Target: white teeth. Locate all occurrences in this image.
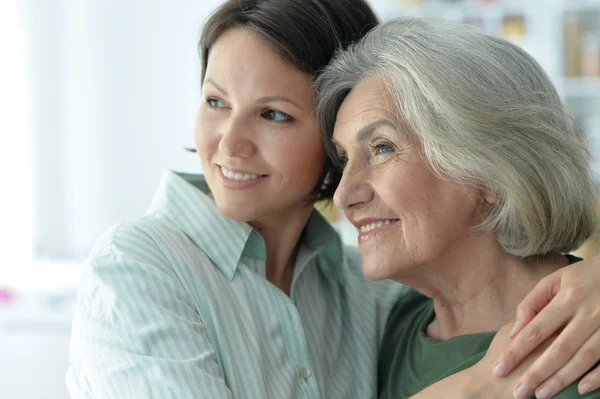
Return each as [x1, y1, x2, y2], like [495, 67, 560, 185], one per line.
[359, 220, 395, 233]
[221, 166, 261, 181]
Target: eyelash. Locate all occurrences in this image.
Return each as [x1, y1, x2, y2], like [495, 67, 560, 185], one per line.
[335, 141, 395, 171]
[206, 97, 227, 108]
[261, 109, 295, 123]
[206, 97, 295, 123]
[336, 154, 348, 171]
[369, 142, 395, 157]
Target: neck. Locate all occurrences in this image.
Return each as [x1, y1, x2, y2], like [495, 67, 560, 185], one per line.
[397, 236, 569, 340]
[250, 203, 314, 296]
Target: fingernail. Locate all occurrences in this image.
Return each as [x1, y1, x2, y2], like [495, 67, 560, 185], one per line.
[536, 385, 553, 399]
[514, 383, 530, 399]
[493, 361, 505, 377]
[580, 382, 592, 394]
[510, 321, 522, 337]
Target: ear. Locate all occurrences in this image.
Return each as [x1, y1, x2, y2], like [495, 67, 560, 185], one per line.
[483, 189, 500, 205]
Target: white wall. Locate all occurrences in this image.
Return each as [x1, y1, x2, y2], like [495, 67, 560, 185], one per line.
[20, 0, 588, 262]
[25, 0, 221, 260]
[0, 0, 33, 270]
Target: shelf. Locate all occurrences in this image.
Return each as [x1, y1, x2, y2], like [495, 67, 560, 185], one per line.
[379, 0, 523, 19]
[561, 0, 600, 13]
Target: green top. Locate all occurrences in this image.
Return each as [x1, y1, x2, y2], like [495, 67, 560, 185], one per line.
[378, 256, 599, 399]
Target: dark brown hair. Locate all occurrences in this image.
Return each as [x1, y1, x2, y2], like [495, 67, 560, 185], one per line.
[198, 0, 379, 200]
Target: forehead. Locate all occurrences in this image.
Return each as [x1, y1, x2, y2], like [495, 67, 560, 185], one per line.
[205, 27, 315, 103]
[333, 77, 397, 141]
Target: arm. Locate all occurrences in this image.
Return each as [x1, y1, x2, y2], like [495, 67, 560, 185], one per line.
[67, 255, 233, 398]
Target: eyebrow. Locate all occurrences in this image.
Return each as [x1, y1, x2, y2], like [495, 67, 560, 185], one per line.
[204, 78, 228, 96]
[204, 78, 302, 110]
[332, 119, 396, 148]
[356, 119, 396, 141]
[257, 96, 302, 110]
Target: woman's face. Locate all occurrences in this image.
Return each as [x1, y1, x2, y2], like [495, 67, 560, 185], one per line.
[332, 77, 489, 281]
[195, 28, 325, 225]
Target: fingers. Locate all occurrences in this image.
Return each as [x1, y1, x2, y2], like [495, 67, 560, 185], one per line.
[493, 302, 570, 378]
[511, 273, 562, 339]
[529, 328, 600, 399]
[579, 364, 600, 395]
[512, 313, 598, 398]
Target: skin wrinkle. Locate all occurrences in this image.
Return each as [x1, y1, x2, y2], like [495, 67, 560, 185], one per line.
[333, 77, 570, 340]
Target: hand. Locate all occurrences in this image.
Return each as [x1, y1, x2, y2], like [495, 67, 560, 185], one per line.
[414, 322, 551, 399]
[474, 321, 555, 398]
[492, 258, 600, 398]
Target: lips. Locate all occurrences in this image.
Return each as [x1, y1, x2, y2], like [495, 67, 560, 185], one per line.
[352, 217, 400, 232]
[359, 219, 397, 233]
[216, 165, 267, 190]
[220, 166, 263, 181]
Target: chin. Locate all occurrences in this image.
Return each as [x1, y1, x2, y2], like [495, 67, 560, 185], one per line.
[359, 249, 402, 281]
[361, 260, 391, 281]
[214, 199, 261, 223]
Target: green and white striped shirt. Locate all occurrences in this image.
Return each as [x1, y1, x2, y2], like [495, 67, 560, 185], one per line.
[67, 170, 406, 398]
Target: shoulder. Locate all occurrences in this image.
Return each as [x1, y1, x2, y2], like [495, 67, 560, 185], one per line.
[77, 215, 206, 316]
[89, 213, 183, 267]
[86, 210, 217, 285]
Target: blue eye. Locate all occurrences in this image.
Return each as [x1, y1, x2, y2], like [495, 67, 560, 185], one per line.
[206, 98, 227, 108]
[374, 143, 393, 156]
[261, 109, 295, 122]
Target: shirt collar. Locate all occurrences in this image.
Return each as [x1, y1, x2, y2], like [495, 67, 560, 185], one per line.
[148, 170, 345, 283]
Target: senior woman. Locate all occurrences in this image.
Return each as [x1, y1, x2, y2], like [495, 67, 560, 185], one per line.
[68, 0, 600, 396]
[318, 18, 600, 399]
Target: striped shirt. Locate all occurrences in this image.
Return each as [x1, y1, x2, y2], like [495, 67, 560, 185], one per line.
[66, 170, 407, 399]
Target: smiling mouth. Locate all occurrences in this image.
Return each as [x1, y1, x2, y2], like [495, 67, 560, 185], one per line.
[220, 166, 266, 181]
[359, 219, 399, 233]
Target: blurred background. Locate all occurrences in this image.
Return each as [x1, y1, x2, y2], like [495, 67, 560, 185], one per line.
[1, 0, 599, 397]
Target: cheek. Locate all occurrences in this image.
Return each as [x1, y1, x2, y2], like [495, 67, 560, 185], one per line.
[194, 110, 219, 159]
[266, 131, 325, 179]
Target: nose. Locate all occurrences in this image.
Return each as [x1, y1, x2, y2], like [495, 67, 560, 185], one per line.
[333, 161, 373, 211]
[218, 116, 256, 158]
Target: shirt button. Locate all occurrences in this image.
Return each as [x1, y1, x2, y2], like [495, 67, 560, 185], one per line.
[299, 367, 311, 379]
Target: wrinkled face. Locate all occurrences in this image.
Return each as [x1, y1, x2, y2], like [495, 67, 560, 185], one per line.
[332, 77, 489, 281]
[195, 28, 325, 226]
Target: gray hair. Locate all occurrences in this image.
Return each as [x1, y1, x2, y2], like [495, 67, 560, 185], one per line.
[316, 17, 597, 257]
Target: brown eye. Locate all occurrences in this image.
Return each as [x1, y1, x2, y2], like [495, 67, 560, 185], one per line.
[261, 109, 295, 122]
